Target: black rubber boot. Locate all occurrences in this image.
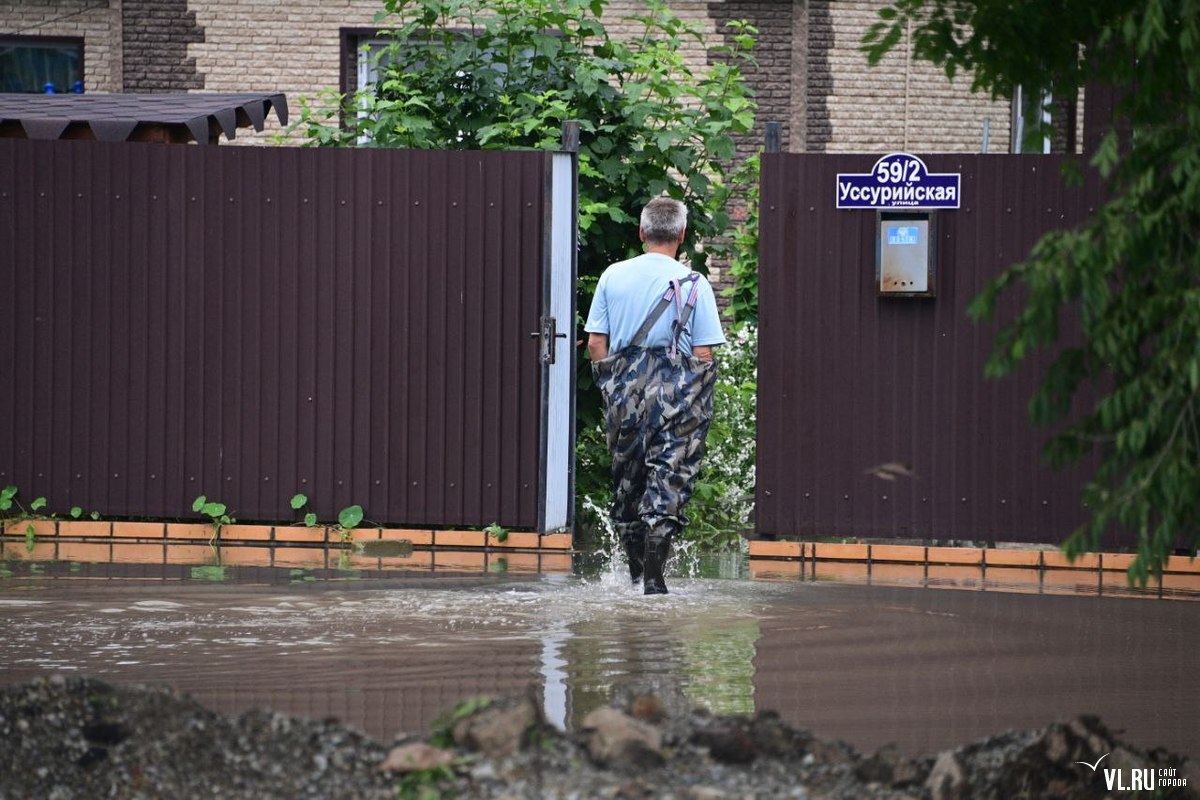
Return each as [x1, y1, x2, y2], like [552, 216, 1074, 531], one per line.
[624, 540, 645, 585]
[619, 525, 646, 586]
[642, 524, 677, 595]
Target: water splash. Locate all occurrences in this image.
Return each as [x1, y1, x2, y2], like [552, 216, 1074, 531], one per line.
[582, 493, 749, 587]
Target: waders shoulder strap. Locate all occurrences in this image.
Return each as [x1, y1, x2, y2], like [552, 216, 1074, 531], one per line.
[628, 272, 702, 350]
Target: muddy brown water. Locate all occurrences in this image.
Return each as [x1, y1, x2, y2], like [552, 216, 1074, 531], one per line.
[1, 564, 1196, 761]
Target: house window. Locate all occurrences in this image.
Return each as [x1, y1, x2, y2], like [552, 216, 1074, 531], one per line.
[0, 35, 84, 93]
[1011, 85, 1051, 154]
[337, 27, 557, 144]
[339, 31, 396, 142]
[340, 29, 396, 97]
[355, 38, 395, 91]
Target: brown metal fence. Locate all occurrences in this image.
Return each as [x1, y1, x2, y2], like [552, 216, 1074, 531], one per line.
[756, 153, 1120, 545]
[0, 140, 553, 529]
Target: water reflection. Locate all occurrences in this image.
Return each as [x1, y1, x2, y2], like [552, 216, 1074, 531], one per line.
[0, 559, 782, 742]
[2, 555, 1197, 762]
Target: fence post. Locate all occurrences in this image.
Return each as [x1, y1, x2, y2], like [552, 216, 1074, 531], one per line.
[764, 121, 781, 154]
[560, 120, 580, 153]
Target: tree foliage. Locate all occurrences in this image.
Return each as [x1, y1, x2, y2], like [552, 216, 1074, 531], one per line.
[291, 0, 756, 291]
[721, 154, 760, 326]
[865, 0, 1200, 582]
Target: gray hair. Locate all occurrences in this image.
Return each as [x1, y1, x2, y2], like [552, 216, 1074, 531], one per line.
[640, 197, 688, 244]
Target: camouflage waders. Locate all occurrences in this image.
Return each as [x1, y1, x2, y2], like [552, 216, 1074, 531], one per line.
[592, 274, 717, 594]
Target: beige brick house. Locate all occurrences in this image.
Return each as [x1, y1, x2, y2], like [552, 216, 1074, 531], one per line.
[1, 0, 1079, 155]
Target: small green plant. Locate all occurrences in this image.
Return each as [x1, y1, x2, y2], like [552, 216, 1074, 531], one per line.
[289, 493, 319, 527]
[289, 568, 316, 583]
[396, 765, 457, 800]
[292, 494, 367, 543]
[335, 504, 364, 544]
[1, 486, 50, 553]
[0, 485, 17, 515]
[0, 485, 47, 518]
[190, 565, 227, 582]
[430, 696, 494, 748]
[335, 549, 363, 573]
[68, 507, 102, 521]
[192, 495, 235, 546]
[483, 521, 509, 543]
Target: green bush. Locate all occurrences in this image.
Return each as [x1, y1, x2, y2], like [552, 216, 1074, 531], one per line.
[720, 154, 760, 326]
[289, 0, 756, 291]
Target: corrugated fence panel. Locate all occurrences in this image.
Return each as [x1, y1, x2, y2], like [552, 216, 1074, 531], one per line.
[758, 153, 1116, 546]
[0, 140, 544, 528]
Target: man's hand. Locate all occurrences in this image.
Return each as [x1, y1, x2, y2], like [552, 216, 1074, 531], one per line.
[693, 345, 714, 362]
[588, 333, 609, 362]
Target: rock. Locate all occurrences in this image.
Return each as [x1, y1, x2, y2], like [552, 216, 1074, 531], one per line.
[685, 787, 729, 799]
[926, 751, 967, 800]
[1182, 759, 1200, 793]
[1041, 724, 1071, 763]
[805, 737, 858, 768]
[581, 707, 664, 770]
[749, 710, 813, 760]
[891, 756, 927, 788]
[1067, 715, 1113, 760]
[3, 678, 1196, 800]
[379, 742, 455, 774]
[629, 694, 667, 724]
[855, 747, 892, 784]
[452, 695, 541, 759]
[692, 720, 756, 765]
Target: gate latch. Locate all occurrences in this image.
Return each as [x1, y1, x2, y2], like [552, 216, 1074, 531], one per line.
[530, 316, 567, 364]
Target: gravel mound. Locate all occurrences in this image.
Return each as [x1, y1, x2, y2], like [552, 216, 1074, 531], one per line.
[1, 676, 1195, 800]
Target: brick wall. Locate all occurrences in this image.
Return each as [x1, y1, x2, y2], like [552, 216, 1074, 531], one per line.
[185, 0, 385, 144]
[0, 0, 1081, 155]
[807, 0, 1011, 154]
[184, 0, 719, 145]
[122, 0, 203, 91]
[0, 0, 123, 92]
[709, 0, 794, 157]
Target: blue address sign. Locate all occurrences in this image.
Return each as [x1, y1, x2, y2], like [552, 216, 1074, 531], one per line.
[836, 153, 961, 210]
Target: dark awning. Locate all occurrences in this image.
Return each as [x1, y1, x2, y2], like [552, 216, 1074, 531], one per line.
[0, 93, 289, 144]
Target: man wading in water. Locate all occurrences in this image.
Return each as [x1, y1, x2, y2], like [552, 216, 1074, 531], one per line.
[585, 197, 726, 594]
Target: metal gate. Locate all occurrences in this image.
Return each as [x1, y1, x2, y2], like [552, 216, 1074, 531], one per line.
[0, 140, 575, 533]
[756, 153, 1118, 546]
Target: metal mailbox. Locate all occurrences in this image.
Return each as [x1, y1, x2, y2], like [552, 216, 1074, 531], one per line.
[876, 210, 937, 297]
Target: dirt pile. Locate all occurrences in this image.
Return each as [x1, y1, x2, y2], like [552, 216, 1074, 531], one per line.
[1, 676, 1195, 800]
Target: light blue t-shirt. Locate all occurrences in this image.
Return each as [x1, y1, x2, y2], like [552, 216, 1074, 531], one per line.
[584, 252, 726, 356]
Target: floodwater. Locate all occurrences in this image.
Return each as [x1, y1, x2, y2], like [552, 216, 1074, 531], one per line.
[1, 557, 1197, 761]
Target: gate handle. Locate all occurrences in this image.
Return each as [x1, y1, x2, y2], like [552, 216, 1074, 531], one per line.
[531, 317, 567, 364]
